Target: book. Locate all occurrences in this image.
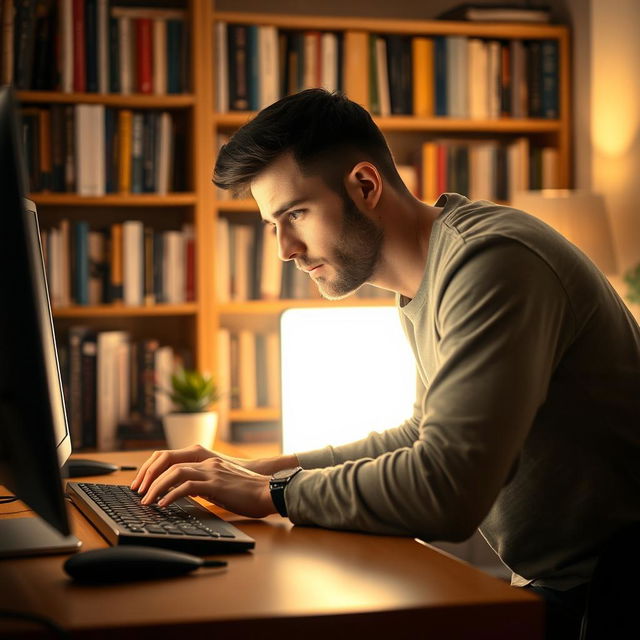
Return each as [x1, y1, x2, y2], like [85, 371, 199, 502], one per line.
[343, 30, 369, 108]
[153, 17, 167, 95]
[258, 25, 279, 108]
[14, 0, 36, 89]
[386, 35, 412, 115]
[468, 38, 488, 119]
[1, 0, 15, 85]
[73, 221, 90, 305]
[85, 0, 99, 92]
[117, 109, 133, 193]
[123, 220, 144, 306]
[238, 330, 257, 410]
[412, 37, 434, 117]
[68, 326, 94, 448]
[446, 36, 468, 118]
[136, 17, 153, 94]
[163, 230, 185, 304]
[215, 216, 230, 302]
[109, 222, 123, 303]
[321, 31, 339, 92]
[438, 4, 551, 23]
[97, 0, 109, 94]
[75, 104, 105, 196]
[374, 36, 391, 117]
[434, 37, 447, 116]
[540, 39, 559, 118]
[72, 0, 85, 92]
[216, 328, 232, 441]
[227, 23, 249, 110]
[97, 330, 129, 450]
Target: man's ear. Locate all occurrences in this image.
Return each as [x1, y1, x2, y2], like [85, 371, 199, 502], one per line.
[344, 162, 382, 210]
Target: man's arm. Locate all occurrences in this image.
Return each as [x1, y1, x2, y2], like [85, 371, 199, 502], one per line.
[285, 242, 574, 540]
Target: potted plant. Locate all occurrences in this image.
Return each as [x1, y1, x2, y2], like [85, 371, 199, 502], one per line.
[624, 262, 640, 322]
[161, 369, 220, 450]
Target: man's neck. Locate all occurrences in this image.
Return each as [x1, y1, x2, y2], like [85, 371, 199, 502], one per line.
[369, 193, 442, 299]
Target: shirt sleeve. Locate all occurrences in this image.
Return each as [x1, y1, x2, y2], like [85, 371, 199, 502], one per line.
[295, 373, 425, 469]
[285, 241, 575, 540]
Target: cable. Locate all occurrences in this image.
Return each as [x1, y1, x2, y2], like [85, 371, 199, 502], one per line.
[0, 610, 70, 639]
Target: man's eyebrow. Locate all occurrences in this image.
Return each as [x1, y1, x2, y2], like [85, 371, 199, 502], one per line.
[264, 198, 308, 223]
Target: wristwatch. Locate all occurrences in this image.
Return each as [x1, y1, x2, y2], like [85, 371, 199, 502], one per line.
[269, 466, 303, 517]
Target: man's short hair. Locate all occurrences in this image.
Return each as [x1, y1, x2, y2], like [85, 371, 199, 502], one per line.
[213, 88, 407, 198]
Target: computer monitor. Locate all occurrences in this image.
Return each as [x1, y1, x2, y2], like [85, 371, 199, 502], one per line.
[0, 86, 80, 556]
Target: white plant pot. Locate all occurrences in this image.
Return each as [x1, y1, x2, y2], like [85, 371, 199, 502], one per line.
[163, 411, 218, 450]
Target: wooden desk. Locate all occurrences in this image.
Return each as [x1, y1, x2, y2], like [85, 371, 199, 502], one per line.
[0, 449, 543, 639]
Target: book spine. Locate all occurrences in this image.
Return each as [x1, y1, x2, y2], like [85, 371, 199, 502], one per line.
[166, 18, 183, 94]
[227, 24, 249, 110]
[72, 0, 86, 92]
[246, 24, 259, 110]
[540, 39, 559, 118]
[14, 0, 36, 89]
[80, 333, 97, 448]
[153, 17, 167, 95]
[97, 0, 109, 93]
[136, 17, 153, 93]
[74, 220, 90, 305]
[343, 30, 369, 109]
[434, 36, 447, 116]
[85, 0, 98, 92]
[110, 222, 123, 302]
[117, 108, 132, 193]
[108, 15, 120, 92]
[123, 219, 144, 306]
[1, 0, 15, 85]
[412, 36, 434, 117]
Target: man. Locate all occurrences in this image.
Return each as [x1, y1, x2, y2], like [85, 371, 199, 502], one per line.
[132, 89, 640, 638]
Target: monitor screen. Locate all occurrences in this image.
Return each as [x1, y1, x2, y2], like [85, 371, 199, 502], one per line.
[0, 86, 76, 554]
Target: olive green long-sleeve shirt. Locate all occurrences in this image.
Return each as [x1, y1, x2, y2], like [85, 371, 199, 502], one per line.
[285, 193, 640, 590]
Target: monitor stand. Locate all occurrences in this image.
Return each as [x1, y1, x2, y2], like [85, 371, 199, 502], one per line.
[0, 518, 81, 558]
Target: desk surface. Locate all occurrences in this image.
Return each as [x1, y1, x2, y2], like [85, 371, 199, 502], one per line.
[0, 449, 543, 639]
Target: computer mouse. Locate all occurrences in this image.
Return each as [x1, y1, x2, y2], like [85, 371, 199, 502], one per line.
[63, 546, 227, 583]
[64, 458, 119, 477]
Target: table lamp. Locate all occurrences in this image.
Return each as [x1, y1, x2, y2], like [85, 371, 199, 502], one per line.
[510, 190, 618, 275]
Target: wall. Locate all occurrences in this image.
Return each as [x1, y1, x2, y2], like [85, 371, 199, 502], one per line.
[590, 0, 640, 289]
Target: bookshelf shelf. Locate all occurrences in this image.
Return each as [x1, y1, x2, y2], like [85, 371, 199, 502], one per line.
[219, 298, 396, 316]
[17, 91, 195, 108]
[230, 408, 281, 422]
[29, 193, 198, 207]
[215, 113, 563, 134]
[52, 303, 198, 319]
[213, 11, 568, 40]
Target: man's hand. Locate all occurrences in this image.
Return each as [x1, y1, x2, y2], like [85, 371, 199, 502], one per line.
[131, 445, 300, 494]
[130, 444, 300, 518]
[137, 456, 275, 518]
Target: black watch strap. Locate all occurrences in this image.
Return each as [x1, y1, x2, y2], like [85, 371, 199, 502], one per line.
[269, 467, 302, 517]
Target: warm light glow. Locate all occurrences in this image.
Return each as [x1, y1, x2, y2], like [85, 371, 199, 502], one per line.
[280, 307, 416, 454]
[591, 0, 640, 157]
[511, 190, 618, 275]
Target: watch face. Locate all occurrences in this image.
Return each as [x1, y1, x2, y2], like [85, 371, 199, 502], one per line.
[272, 467, 299, 481]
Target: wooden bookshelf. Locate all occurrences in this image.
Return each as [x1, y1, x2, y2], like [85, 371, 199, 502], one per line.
[5, 2, 572, 445]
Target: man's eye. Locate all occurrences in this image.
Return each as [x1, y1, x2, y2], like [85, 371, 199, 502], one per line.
[288, 210, 303, 222]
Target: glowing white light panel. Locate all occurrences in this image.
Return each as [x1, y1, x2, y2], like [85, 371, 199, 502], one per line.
[280, 306, 416, 454]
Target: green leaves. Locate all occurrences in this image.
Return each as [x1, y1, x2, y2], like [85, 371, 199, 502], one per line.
[168, 369, 220, 413]
[624, 263, 640, 304]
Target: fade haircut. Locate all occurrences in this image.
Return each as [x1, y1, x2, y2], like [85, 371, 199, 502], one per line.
[213, 88, 408, 198]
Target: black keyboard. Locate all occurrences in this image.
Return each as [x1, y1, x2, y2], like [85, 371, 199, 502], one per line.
[66, 482, 255, 554]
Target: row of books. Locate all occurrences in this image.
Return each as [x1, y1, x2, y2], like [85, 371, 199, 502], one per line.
[58, 327, 192, 451]
[216, 21, 559, 119]
[406, 137, 559, 204]
[215, 217, 393, 303]
[216, 329, 280, 440]
[21, 105, 185, 195]
[41, 220, 195, 308]
[2, 1, 189, 94]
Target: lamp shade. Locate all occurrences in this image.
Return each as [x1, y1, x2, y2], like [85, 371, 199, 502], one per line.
[511, 190, 618, 275]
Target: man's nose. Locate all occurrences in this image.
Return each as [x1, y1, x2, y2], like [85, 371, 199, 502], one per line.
[277, 227, 305, 262]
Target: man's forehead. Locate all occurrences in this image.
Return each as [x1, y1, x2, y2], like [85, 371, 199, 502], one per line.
[251, 154, 324, 219]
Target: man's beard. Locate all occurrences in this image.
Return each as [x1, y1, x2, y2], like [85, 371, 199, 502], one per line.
[314, 194, 384, 300]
